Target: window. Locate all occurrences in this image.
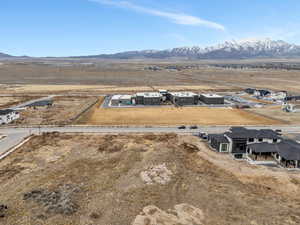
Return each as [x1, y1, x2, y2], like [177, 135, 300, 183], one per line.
[273, 139, 277, 143]
[258, 138, 263, 142]
[220, 144, 228, 152]
[248, 138, 254, 143]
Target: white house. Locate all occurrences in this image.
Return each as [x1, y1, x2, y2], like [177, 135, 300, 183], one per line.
[0, 109, 20, 124]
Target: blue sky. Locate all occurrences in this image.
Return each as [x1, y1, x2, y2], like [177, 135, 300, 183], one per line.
[1, 0, 300, 56]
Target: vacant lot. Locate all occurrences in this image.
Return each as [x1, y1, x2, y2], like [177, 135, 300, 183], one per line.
[14, 96, 98, 125]
[0, 96, 37, 109]
[247, 105, 300, 124]
[0, 133, 300, 225]
[78, 103, 281, 126]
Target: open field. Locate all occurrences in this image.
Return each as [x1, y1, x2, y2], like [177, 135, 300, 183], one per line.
[0, 96, 37, 109]
[77, 101, 281, 126]
[13, 96, 98, 125]
[247, 105, 300, 125]
[1, 133, 300, 225]
[1, 59, 300, 94]
[1, 84, 231, 94]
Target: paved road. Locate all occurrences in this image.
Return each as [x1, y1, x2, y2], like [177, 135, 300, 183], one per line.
[0, 125, 299, 159]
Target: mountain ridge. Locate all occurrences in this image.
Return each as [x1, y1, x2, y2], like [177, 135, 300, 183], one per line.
[78, 39, 300, 59]
[2, 39, 300, 59]
[0, 52, 13, 58]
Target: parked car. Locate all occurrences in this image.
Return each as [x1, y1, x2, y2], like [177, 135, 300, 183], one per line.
[178, 125, 186, 129]
[199, 132, 208, 140]
[190, 125, 198, 129]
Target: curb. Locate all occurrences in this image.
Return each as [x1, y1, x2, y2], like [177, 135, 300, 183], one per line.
[0, 135, 33, 161]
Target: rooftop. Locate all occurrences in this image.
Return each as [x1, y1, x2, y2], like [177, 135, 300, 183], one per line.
[119, 95, 132, 100]
[209, 134, 229, 143]
[136, 92, 162, 98]
[111, 95, 122, 100]
[26, 99, 53, 107]
[225, 127, 279, 139]
[248, 140, 300, 160]
[111, 95, 132, 100]
[201, 93, 223, 98]
[169, 92, 197, 97]
[0, 109, 15, 115]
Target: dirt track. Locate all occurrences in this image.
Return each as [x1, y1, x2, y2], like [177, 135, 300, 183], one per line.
[0, 133, 300, 225]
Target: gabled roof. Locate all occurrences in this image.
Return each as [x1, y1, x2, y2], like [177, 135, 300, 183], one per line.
[248, 142, 280, 153]
[277, 140, 300, 160]
[225, 127, 278, 139]
[209, 134, 229, 143]
[248, 140, 300, 160]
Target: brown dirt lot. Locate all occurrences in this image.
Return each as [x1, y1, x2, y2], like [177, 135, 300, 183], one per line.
[1, 133, 300, 225]
[78, 103, 281, 126]
[13, 96, 98, 125]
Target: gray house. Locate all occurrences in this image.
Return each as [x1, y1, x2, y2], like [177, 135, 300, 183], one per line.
[247, 140, 300, 168]
[207, 134, 230, 152]
[208, 127, 279, 158]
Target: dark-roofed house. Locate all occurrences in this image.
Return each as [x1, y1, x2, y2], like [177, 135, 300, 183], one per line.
[26, 99, 53, 108]
[247, 140, 300, 168]
[208, 134, 230, 152]
[257, 89, 271, 97]
[207, 127, 280, 158]
[247, 142, 279, 161]
[224, 127, 279, 158]
[285, 96, 300, 102]
[0, 109, 20, 124]
[244, 88, 257, 95]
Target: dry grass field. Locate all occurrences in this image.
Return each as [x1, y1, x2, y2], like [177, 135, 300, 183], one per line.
[78, 100, 281, 126]
[0, 96, 37, 109]
[1, 133, 300, 225]
[1, 59, 300, 94]
[247, 105, 300, 124]
[13, 96, 98, 125]
[0, 84, 232, 94]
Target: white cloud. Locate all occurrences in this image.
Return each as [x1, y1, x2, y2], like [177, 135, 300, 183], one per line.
[89, 0, 225, 31]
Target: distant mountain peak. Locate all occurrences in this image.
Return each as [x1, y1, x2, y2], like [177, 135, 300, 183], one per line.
[2, 39, 300, 59]
[0, 52, 13, 58]
[87, 38, 300, 59]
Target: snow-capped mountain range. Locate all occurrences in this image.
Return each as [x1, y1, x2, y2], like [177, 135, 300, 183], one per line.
[1, 38, 300, 59]
[84, 38, 300, 59]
